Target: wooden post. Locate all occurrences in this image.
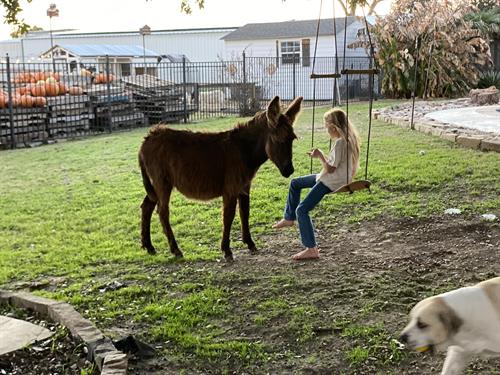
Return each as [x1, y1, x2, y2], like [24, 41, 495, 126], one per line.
[6, 54, 15, 149]
[105, 55, 112, 133]
[182, 56, 188, 124]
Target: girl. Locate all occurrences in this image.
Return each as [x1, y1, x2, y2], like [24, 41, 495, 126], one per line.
[273, 108, 361, 260]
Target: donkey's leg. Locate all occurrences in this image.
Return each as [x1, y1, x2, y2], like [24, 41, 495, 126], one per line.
[222, 194, 238, 261]
[238, 185, 257, 253]
[157, 185, 183, 258]
[141, 195, 157, 255]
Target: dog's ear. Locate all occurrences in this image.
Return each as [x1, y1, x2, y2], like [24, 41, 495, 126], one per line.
[438, 309, 463, 337]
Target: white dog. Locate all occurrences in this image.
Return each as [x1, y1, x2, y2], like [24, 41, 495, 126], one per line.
[400, 277, 500, 375]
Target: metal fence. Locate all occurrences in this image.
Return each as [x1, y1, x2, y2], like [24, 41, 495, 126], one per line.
[0, 54, 380, 149]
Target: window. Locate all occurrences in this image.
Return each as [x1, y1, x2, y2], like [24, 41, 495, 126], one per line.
[281, 41, 300, 64]
[120, 63, 131, 77]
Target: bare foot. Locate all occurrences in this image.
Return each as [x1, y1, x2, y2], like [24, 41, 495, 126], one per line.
[272, 219, 295, 229]
[292, 247, 320, 260]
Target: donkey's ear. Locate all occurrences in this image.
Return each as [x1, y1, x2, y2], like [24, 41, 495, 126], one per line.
[285, 96, 303, 124]
[266, 96, 281, 127]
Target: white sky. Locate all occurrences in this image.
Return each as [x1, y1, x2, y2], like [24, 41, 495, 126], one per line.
[0, 0, 392, 40]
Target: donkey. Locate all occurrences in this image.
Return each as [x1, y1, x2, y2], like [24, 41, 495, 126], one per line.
[138, 96, 303, 261]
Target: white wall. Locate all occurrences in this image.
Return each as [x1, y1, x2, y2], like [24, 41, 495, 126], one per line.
[0, 28, 234, 62]
[223, 20, 373, 100]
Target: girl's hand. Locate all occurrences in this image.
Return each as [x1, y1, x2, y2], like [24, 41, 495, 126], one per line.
[307, 148, 322, 158]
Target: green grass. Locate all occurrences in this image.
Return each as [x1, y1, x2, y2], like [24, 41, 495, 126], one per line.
[1, 100, 499, 373]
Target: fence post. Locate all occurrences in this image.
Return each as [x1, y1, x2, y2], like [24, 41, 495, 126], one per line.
[182, 56, 187, 124]
[410, 37, 420, 130]
[105, 55, 112, 133]
[6, 54, 15, 149]
[292, 56, 296, 99]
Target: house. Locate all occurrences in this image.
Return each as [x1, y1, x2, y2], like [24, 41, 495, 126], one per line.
[0, 26, 236, 63]
[221, 17, 377, 100]
[39, 44, 162, 76]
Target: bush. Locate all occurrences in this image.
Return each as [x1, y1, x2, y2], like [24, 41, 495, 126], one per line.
[477, 70, 500, 89]
[373, 0, 492, 99]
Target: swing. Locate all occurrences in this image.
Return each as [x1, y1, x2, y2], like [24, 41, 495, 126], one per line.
[309, 1, 378, 195]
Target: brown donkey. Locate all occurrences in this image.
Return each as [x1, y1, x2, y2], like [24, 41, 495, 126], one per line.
[138, 96, 303, 261]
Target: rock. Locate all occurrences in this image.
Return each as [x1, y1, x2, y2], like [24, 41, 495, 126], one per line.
[469, 86, 500, 105]
[444, 208, 461, 215]
[481, 214, 497, 222]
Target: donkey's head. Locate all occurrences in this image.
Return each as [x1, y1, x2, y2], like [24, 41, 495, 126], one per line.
[264, 96, 303, 178]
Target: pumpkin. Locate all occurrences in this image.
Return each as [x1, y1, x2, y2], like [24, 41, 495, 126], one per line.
[45, 82, 60, 97]
[19, 95, 34, 108]
[33, 96, 47, 107]
[81, 68, 92, 77]
[58, 82, 68, 95]
[33, 72, 45, 81]
[31, 84, 46, 97]
[68, 86, 83, 95]
[0, 95, 6, 109]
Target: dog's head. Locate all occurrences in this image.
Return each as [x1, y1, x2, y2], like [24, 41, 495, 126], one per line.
[399, 296, 463, 353]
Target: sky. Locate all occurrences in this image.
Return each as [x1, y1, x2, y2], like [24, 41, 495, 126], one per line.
[0, 0, 392, 40]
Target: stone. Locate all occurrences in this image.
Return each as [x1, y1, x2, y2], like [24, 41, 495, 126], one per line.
[440, 132, 458, 143]
[101, 352, 128, 375]
[0, 315, 54, 355]
[48, 303, 104, 344]
[469, 86, 499, 105]
[0, 289, 15, 305]
[88, 337, 119, 370]
[481, 138, 500, 152]
[456, 135, 483, 149]
[9, 292, 63, 315]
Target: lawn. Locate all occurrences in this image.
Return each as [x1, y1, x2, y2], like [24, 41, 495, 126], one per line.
[1, 100, 499, 374]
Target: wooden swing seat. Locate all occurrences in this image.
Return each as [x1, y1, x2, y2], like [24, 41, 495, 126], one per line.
[332, 180, 371, 194]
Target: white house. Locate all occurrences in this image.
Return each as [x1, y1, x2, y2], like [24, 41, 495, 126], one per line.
[0, 26, 236, 63]
[221, 17, 376, 100]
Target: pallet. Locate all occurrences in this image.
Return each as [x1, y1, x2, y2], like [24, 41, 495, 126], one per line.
[48, 119, 91, 133]
[49, 113, 94, 125]
[0, 124, 46, 136]
[0, 130, 48, 145]
[46, 95, 90, 106]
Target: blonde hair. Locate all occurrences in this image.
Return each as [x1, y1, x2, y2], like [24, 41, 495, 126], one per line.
[323, 108, 361, 174]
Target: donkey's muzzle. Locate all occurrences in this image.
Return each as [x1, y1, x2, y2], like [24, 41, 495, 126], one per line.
[281, 164, 294, 178]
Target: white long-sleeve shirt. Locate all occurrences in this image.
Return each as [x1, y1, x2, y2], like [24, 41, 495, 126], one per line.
[315, 138, 357, 191]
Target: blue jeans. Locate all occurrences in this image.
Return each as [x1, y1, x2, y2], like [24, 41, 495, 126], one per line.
[283, 174, 332, 248]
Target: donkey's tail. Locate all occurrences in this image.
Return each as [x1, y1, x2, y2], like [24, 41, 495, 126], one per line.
[139, 155, 158, 202]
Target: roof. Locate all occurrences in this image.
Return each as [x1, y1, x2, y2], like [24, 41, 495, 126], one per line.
[222, 17, 359, 41]
[47, 44, 160, 57]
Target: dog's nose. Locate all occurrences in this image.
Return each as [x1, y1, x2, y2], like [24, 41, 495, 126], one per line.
[399, 333, 408, 344]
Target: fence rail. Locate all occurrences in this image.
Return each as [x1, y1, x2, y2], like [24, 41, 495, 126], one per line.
[0, 54, 380, 149]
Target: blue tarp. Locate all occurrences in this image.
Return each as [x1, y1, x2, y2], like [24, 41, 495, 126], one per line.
[57, 44, 160, 57]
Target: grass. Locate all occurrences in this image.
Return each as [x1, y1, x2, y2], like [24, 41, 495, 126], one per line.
[1, 100, 499, 373]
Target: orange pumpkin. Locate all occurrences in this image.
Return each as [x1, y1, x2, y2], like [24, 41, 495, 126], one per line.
[31, 84, 46, 97]
[45, 82, 60, 97]
[33, 96, 47, 107]
[19, 95, 34, 108]
[58, 82, 68, 95]
[0, 95, 6, 109]
[33, 72, 44, 81]
[68, 86, 83, 95]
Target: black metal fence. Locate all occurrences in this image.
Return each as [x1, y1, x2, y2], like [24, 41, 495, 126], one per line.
[0, 54, 380, 149]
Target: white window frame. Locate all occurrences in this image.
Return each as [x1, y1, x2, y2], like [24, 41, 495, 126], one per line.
[280, 40, 301, 65]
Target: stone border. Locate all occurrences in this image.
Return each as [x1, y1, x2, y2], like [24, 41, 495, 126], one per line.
[0, 290, 127, 374]
[374, 113, 500, 153]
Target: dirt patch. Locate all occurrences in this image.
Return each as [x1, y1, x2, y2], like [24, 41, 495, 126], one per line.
[124, 215, 500, 374]
[0, 306, 93, 375]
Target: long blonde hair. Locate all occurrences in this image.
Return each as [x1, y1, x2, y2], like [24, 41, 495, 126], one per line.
[323, 108, 361, 174]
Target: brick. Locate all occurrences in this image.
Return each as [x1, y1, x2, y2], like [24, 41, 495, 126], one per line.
[456, 135, 483, 149]
[48, 303, 104, 343]
[440, 132, 458, 143]
[481, 138, 500, 152]
[0, 289, 14, 305]
[9, 292, 63, 315]
[101, 352, 128, 375]
[88, 338, 118, 371]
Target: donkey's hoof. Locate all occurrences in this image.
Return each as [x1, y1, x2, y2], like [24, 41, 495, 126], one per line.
[249, 246, 258, 254]
[145, 246, 157, 255]
[224, 254, 234, 262]
[173, 251, 184, 258]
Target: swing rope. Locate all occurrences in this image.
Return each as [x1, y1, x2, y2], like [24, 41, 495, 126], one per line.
[308, 1, 376, 194]
[310, 0, 323, 174]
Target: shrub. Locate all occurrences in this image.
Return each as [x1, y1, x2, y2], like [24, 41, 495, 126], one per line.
[373, 0, 492, 99]
[477, 70, 500, 89]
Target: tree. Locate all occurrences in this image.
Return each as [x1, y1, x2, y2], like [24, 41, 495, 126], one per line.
[10, 25, 43, 38]
[337, 0, 385, 16]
